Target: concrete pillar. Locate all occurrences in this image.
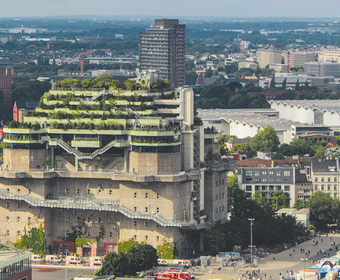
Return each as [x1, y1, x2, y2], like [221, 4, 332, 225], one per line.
[51, 147, 55, 169]
[75, 156, 79, 172]
[124, 148, 128, 172]
[99, 155, 103, 172]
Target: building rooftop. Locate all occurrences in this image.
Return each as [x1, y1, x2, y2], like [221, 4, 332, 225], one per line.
[198, 108, 300, 131]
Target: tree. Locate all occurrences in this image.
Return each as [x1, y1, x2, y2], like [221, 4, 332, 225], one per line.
[250, 125, 280, 153]
[307, 191, 336, 231]
[230, 143, 256, 158]
[293, 199, 306, 210]
[270, 76, 275, 88]
[295, 79, 300, 90]
[14, 226, 46, 255]
[97, 243, 158, 277]
[270, 190, 290, 211]
[157, 241, 177, 259]
[204, 68, 213, 78]
[281, 78, 287, 90]
[96, 252, 129, 277]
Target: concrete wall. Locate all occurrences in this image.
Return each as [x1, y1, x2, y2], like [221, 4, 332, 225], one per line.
[129, 151, 181, 174]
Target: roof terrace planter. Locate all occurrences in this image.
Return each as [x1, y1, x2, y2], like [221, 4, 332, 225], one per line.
[4, 128, 44, 134]
[71, 140, 101, 148]
[130, 130, 178, 136]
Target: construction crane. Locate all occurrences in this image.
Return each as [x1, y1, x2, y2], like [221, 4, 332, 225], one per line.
[78, 50, 94, 76]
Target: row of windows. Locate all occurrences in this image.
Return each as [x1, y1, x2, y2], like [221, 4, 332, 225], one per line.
[65, 188, 113, 195]
[215, 205, 225, 214]
[315, 184, 338, 191]
[215, 179, 225, 187]
[246, 185, 290, 192]
[133, 206, 160, 213]
[6, 230, 23, 236]
[314, 177, 337, 182]
[132, 235, 160, 242]
[245, 170, 291, 177]
[6, 216, 31, 223]
[215, 192, 225, 200]
[134, 192, 160, 199]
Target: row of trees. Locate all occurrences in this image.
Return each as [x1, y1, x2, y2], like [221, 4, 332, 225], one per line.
[195, 83, 269, 109]
[223, 125, 331, 159]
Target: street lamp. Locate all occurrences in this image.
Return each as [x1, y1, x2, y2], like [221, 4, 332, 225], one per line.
[249, 218, 255, 266]
[301, 258, 308, 280]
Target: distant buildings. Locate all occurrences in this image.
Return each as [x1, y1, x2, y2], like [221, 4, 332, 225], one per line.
[283, 52, 315, 68]
[140, 19, 185, 88]
[256, 50, 281, 68]
[305, 62, 340, 78]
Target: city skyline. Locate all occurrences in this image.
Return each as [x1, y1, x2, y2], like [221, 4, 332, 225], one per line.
[1, 0, 340, 19]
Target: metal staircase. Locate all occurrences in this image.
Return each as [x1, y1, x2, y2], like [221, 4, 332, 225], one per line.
[50, 138, 128, 159]
[0, 188, 205, 229]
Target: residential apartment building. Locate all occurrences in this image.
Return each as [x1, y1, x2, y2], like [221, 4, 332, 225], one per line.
[0, 57, 13, 114]
[0, 85, 229, 258]
[311, 158, 340, 199]
[256, 50, 281, 69]
[140, 19, 185, 88]
[283, 52, 315, 68]
[239, 166, 297, 207]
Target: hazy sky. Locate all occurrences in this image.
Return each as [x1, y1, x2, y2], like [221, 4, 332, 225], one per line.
[1, 0, 340, 18]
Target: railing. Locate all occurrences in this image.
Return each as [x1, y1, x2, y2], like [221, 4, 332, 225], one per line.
[0, 188, 204, 229]
[50, 138, 129, 159]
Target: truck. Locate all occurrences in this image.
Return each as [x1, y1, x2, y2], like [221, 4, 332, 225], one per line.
[46, 255, 63, 263]
[65, 256, 83, 265]
[31, 255, 44, 262]
[90, 256, 103, 267]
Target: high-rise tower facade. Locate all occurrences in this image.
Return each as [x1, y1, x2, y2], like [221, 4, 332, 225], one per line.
[0, 57, 13, 117]
[140, 19, 185, 88]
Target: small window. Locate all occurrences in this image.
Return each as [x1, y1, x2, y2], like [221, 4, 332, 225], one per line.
[145, 207, 148, 213]
[65, 188, 69, 194]
[328, 177, 331, 182]
[109, 190, 112, 195]
[6, 230, 9, 236]
[17, 231, 21, 236]
[87, 217, 91, 222]
[134, 207, 137, 212]
[76, 188, 79, 194]
[145, 221, 148, 227]
[17, 203, 20, 209]
[157, 193, 160, 198]
[29, 189, 31, 194]
[87, 189, 90, 194]
[134, 221, 137, 227]
[145, 193, 148, 198]
[98, 218, 102, 223]
[6, 188, 9, 193]
[145, 235, 148, 241]
[321, 177, 324, 182]
[17, 217, 20, 222]
[284, 185, 290, 191]
[157, 236, 160, 242]
[17, 188, 20, 193]
[315, 177, 318, 182]
[98, 189, 102, 195]
[6, 216, 9, 222]
[284, 171, 290, 176]
[134, 192, 137, 198]
[87, 232, 90, 237]
[76, 217, 80, 222]
[110, 232, 113, 238]
[156, 207, 159, 213]
[134, 235, 137, 240]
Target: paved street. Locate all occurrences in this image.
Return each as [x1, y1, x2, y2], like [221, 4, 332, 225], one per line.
[32, 234, 340, 280]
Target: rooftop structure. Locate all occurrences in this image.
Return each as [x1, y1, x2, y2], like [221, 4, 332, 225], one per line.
[256, 50, 281, 69]
[269, 100, 340, 126]
[0, 243, 31, 280]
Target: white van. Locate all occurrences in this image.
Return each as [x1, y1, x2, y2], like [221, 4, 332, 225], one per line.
[46, 254, 62, 263]
[31, 254, 44, 262]
[90, 256, 103, 267]
[65, 256, 83, 265]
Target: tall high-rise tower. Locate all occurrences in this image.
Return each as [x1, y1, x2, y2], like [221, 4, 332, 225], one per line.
[140, 19, 185, 88]
[0, 57, 13, 117]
